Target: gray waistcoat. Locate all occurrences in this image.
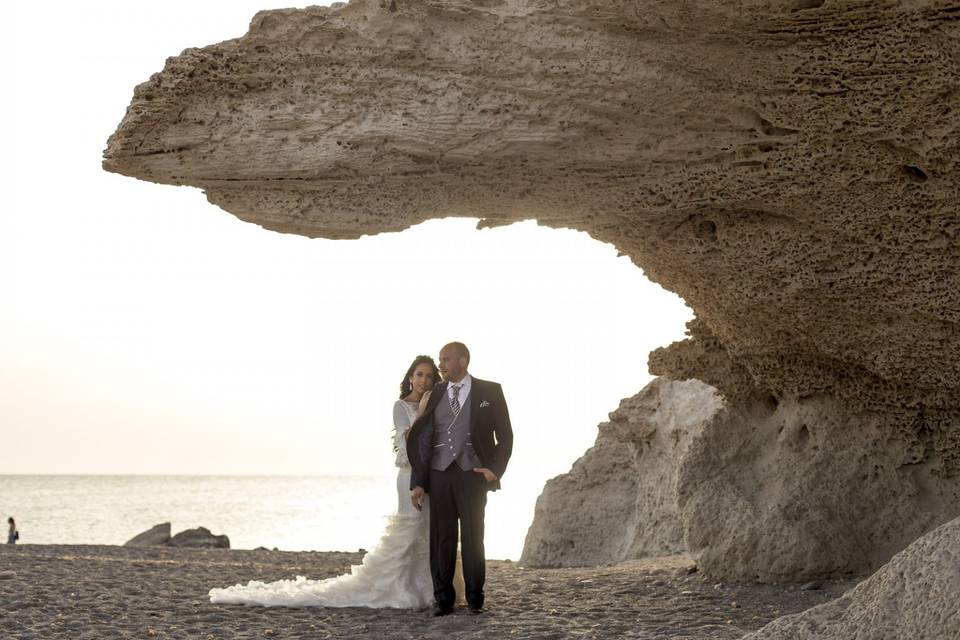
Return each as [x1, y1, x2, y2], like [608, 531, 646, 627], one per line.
[432, 387, 482, 472]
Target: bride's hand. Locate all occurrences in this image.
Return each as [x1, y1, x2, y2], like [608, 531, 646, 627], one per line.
[473, 468, 498, 483]
[410, 486, 425, 511]
[416, 390, 432, 417]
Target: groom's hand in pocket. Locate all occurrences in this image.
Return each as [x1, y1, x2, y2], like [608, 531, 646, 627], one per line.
[411, 486, 425, 511]
[473, 468, 498, 483]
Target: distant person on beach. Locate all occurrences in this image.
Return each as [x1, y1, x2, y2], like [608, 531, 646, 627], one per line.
[209, 354, 466, 608]
[7, 517, 18, 544]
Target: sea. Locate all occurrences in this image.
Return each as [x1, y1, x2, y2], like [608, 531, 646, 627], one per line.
[0, 474, 408, 555]
[0, 475, 537, 560]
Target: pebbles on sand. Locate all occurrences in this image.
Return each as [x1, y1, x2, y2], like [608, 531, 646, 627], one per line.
[0, 546, 856, 639]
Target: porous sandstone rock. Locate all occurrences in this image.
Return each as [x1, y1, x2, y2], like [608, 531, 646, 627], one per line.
[742, 515, 960, 640]
[521, 378, 722, 567]
[679, 393, 960, 581]
[525, 378, 960, 580]
[103, 0, 960, 580]
[103, 0, 960, 421]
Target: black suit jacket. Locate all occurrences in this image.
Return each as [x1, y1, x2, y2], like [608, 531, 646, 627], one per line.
[406, 377, 513, 493]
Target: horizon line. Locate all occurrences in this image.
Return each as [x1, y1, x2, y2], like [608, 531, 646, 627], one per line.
[0, 472, 396, 478]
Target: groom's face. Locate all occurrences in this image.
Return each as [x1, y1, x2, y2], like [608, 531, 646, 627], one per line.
[438, 346, 467, 382]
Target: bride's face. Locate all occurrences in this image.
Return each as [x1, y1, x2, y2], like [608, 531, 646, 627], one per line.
[409, 363, 435, 395]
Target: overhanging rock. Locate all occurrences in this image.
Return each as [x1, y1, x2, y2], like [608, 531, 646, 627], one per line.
[104, 0, 960, 581]
[104, 0, 960, 420]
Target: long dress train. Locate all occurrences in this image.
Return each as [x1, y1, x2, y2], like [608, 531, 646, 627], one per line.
[208, 399, 463, 608]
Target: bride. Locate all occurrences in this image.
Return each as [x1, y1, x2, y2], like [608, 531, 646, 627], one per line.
[208, 355, 463, 608]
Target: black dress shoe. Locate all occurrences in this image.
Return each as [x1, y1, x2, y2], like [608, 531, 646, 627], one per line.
[431, 603, 454, 617]
[467, 602, 483, 614]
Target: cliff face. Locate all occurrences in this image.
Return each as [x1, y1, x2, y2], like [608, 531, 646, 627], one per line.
[104, 0, 960, 580]
[521, 378, 960, 581]
[678, 390, 960, 582]
[520, 379, 722, 568]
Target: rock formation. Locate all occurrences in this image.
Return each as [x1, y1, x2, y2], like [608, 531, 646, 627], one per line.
[521, 378, 722, 567]
[124, 523, 172, 547]
[743, 514, 960, 640]
[679, 392, 960, 582]
[168, 527, 231, 549]
[103, 0, 960, 580]
[523, 377, 960, 580]
[125, 523, 230, 549]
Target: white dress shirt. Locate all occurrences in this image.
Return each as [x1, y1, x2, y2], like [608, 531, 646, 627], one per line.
[447, 374, 472, 412]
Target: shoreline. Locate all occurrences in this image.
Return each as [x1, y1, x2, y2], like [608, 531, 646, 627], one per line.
[3, 542, 521, 561]
[0, 544, 860, 639]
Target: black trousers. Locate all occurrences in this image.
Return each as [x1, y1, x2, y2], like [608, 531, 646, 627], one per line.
[428, 464, 487, 608]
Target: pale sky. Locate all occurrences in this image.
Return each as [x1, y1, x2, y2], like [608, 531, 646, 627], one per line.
[2, 1, 692, 554]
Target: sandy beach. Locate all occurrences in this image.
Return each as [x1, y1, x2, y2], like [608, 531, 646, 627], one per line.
[0, 545, 858, 639]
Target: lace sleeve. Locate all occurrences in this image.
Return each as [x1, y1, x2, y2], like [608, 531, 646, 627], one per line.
[392, 401, 413, 466]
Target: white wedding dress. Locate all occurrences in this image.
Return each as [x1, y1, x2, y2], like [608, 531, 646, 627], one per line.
[208, 400, 462, 608]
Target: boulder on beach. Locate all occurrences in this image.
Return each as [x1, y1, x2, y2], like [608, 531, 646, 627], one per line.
[125, 523, 230, 549]
[167, 527, 230, 549]
[744, 515, 960, 640]
[124, 523, 171, 547]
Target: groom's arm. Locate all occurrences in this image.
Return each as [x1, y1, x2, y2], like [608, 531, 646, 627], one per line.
[411, 383, 444, 491]
[410, 416, 434, 492]
[490, 383, 513, 480]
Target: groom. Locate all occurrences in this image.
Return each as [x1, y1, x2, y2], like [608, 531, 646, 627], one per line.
[407, 342, 513, 616]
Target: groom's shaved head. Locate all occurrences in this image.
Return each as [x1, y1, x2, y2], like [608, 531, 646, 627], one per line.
[438, 342, 470, 383]
[444, 342, 470, 365]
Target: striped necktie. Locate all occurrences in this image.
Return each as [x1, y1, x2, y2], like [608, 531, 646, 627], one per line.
[449, 384, 462, 414]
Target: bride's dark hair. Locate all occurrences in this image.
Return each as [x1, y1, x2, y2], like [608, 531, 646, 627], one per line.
[399, 355, 440, 399]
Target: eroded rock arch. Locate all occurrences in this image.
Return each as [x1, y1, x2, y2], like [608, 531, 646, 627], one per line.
[104, 0, 960, 582]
